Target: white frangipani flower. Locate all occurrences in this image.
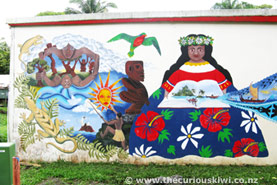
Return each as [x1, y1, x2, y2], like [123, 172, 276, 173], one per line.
[181, 39, 187, 45]
[195, 37, 203, 45]
[188, 37, 194, 45]
[133, 144, 156, 158]
[177, 123, 204, 150]
[204, 38, 211, 45]
[240, 111, 259, 134]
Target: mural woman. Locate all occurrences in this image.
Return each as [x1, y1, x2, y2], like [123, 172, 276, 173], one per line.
[129, 34, 268, 159]
[162, 34, 233, 97]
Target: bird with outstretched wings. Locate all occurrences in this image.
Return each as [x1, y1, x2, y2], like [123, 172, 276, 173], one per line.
[108, 32, 161, 57]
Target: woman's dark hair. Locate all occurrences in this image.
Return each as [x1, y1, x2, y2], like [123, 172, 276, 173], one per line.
[162, 34, 233, 85]
[117, 112, 122, 118]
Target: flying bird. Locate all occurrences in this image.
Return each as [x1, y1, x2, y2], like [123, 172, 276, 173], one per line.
[108, 32, 161, 57]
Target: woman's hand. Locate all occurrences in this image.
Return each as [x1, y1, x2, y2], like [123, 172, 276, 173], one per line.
[164, 90, 169, 99]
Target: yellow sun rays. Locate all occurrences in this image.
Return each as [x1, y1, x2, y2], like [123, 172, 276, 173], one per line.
[89, 71, 123, 111]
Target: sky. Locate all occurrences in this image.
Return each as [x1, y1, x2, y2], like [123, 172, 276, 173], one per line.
[1, 0, 276, 43]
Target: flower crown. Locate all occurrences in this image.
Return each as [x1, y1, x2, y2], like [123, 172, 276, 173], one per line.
[178, 36, 214, 46]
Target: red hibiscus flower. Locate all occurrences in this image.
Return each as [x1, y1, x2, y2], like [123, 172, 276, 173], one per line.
[135, 111, 165, 141]
[200, 108, 231, 132]
[232, 138, 259, 157]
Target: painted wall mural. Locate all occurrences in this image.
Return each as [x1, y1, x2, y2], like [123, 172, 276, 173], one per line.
[15, 33, 276, 162]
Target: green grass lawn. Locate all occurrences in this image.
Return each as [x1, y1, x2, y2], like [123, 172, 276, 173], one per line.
[20, 161, 277, 185]
[0, 106, 7, 142]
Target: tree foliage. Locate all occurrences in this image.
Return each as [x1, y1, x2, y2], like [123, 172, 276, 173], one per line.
[65, 0, 117, 14]
[0, 38, 10, 74]
[37, 11, 66, 16]
[256, 4, 273, 9]
[27, 58, 50, 74]
[212, 0, 241, 9]
[36, 0, 117, 16]
[212, 0, 272, 9]
[172, 85, 194, 96]
[27, 58, 50, 87]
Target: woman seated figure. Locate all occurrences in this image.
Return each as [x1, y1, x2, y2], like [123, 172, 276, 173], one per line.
[162, 34, 233, 100]
[129, 34, 268, 159]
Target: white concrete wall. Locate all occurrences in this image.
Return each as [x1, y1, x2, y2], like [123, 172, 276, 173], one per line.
[7, 10, 277, 164]
[0, 75, 9, 87]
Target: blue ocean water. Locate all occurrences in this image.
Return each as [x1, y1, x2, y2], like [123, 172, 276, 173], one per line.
[72, 131, 97, 143]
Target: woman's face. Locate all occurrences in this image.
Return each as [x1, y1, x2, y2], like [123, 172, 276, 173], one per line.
[188, 45, 205, 63]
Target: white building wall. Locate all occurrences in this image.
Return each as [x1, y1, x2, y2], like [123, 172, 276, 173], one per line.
[7, 10, 277, 164]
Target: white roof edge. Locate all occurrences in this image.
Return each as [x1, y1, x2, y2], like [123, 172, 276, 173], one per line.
[6, 9, 277, 24]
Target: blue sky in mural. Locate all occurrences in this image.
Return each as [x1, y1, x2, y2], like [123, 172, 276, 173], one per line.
[58, 106, 102, 132]
[35, 70, 128, 133]
[36, 70, 128, 130]
[43, 54, 88, 73]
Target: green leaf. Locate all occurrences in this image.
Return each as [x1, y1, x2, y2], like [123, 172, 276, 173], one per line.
[18, 120, 36, 152]
[188, 110, 201, 122]
[152, 89, 162, 100]
[218, 128, 233, 143]
[158, 130, 170, 144]
[14, 75, 42, 109]
[258, 142, 267, 152]
[224, 149, 234, 157]
[44, 98, 59, 118]
[59, 127, 74, 138]
[167, 145, 176, 155]
[199, 145, 213, 158]
[161, 109, 174, 120]
[85, 140, 120, 161]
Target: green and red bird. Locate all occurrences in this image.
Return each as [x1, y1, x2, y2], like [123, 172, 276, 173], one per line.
[108, 32, 161, 57]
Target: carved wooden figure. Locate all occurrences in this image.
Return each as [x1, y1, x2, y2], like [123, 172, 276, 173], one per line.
[120, 61, 149, 114]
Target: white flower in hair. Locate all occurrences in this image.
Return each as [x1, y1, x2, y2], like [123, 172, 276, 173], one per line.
[196, 37, 203, 45]
[204, 38, 211, 45]
[181, 38, 187, 45]
[188, 37, 194, 45]
[178, 35, 213, 46]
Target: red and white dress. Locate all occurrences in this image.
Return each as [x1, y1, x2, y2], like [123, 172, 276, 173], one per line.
[162, 61, 231, 96]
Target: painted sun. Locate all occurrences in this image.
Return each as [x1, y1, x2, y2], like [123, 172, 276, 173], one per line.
[89, 72, 123, 111]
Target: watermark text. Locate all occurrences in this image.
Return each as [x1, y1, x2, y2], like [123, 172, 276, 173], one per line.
[125, 176, 258, 184]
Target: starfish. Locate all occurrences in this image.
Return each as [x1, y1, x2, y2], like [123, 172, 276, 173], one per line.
[108, 32, 161, 57]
